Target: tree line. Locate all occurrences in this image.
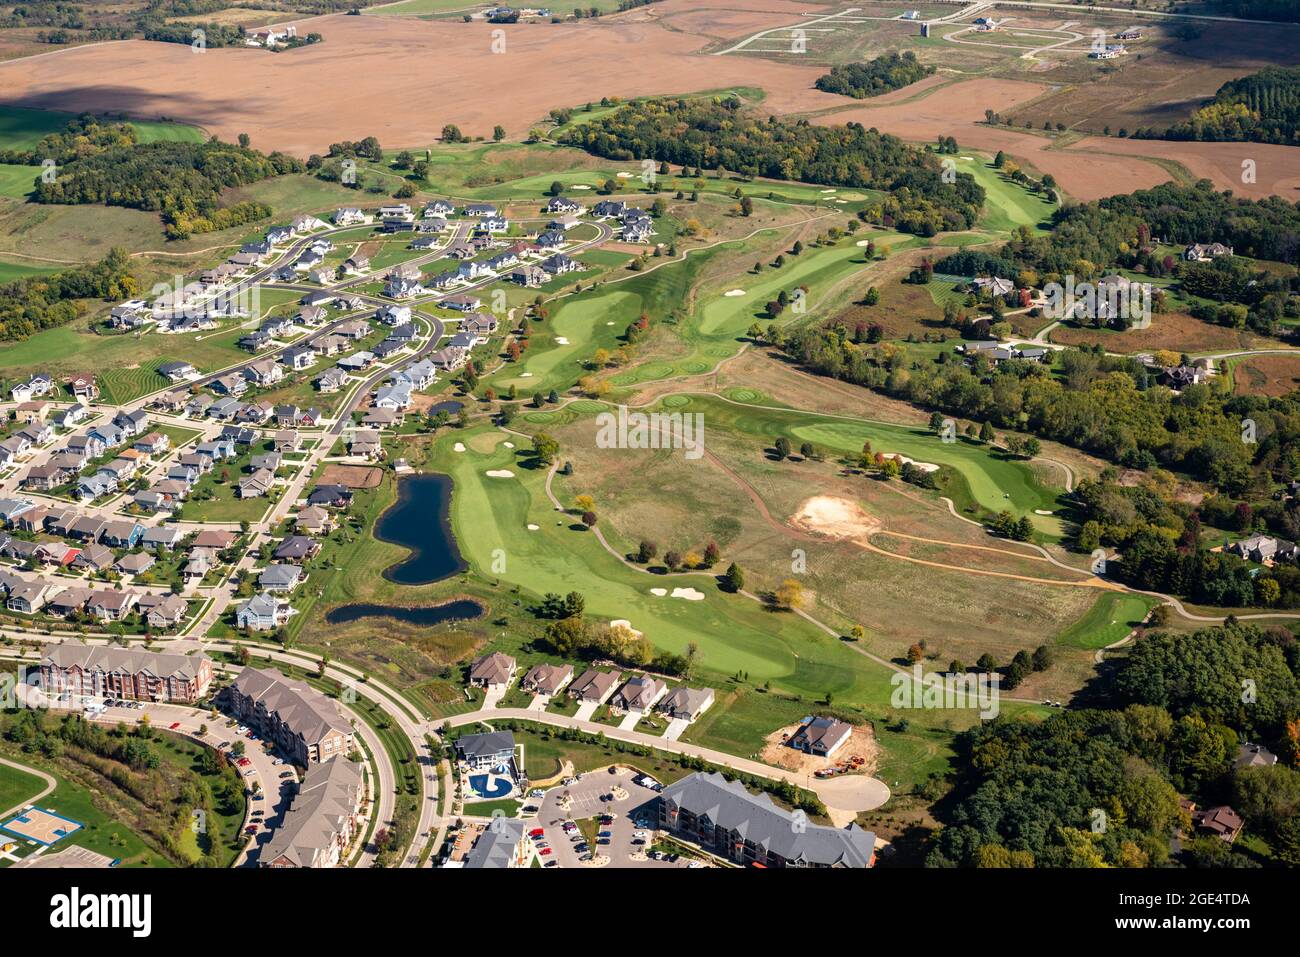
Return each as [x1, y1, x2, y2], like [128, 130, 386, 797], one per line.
[557, 95, 985, 236]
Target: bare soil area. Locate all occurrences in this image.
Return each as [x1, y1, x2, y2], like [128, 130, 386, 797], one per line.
[318, 463, 384, 488]
[760, 722, 878, 777]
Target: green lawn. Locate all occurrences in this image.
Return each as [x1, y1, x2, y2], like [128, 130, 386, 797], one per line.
[1056, 592, 1157, 649]
[0, 163, 36, 200]
[0, 106, 204, 151]
[952, 155, 1057, 235]
[0, 257, 61, 282]
[0, 760, 45, 813]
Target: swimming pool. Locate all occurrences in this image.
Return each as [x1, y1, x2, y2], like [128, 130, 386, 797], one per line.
[468, 773, 514, 799]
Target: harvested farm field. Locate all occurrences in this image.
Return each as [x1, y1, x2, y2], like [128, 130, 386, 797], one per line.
[1231, 354, 1300, 399]
[0, 11, 852, 155]
[1047, 311, 1267, 355]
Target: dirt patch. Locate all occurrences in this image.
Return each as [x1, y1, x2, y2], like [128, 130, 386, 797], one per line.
[318, 463, 383, 488]
[760, 722, 878, 777]
[790, 495, 882, 545]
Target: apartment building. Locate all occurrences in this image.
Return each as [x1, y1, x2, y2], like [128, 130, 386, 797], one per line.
[40, 641, 213, 703]
[227, 668, 354, 765]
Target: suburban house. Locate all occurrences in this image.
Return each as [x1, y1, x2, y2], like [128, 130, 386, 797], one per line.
[274, 535, 320, 563]
[295, 506, 333, 535]
[788, 715, 852, 758]
[658, 686, 715, 721]
[40, 641, 213, 703]
[237, 468, 276, 499]
[1185, 242, 1233, 262]
[138, 594, 189, 631]
[226, 667, 355, 765]
[259, 563, 304, 593]
[1193, 805, 1245, 843]
[520, 663, 573, 696]
[467, 652, 517, 691]
[658, 772, 876, 868]
[568, 668, 622, 703]
[612, 675, 666, 713]
[236, 592, 291, 631]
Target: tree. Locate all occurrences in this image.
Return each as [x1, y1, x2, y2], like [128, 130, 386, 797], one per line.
[493, 125, 506, 142]
[740, 195, 753, 217]
[849, 625, 865, 641]
[978, 420, 996, 443]
[532, 433, 560, 466]
[774, 436, 791, 460]
[441, 124, 464, 143]
[722, 562, 744, 592]
[774, 578, 803, 610]
[976, 653, 997, 672]
[907, 643, 924, 664]
[664, 550, 683, 572]
[637, 540, 658, 563]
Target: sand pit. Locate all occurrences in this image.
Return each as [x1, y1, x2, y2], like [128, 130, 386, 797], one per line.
[1034, 509, 1054, 515]
[723, 289, 745, 297]
[790, 495, 882, 544]
[884, 454, 938, 473]
[554, 337, 569, 345]
[318, 464, 384, 488]
[670, 587, 705, 601]
[503, 442, 514, 448]
[572, 184, 592, 190]
[518, 372, 533, 377]
[650, 587, 667, 596]
[485, 469, 515, 478]
[527, 523, 539, 530]
[453, 442, 466, 452]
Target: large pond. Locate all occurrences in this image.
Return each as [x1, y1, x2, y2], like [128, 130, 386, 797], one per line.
[327, 472, 484, 625]
[375, 472, 466, 585]
[325, 598, 483, 627]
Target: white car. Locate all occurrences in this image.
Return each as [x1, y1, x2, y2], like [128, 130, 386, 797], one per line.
[687, 860, 704, 869]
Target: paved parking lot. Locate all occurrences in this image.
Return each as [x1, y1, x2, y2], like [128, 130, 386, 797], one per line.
[531, 766, 690, 870]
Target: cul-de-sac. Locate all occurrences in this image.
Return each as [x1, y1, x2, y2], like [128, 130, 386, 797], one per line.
[0, 0, 1297, 876]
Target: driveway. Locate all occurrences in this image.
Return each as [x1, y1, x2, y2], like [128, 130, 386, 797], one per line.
[572, 701, 599, 721]
[527, 694, 550, 712]
[616, 711, 641, 731]
[662, 718, 691, 742]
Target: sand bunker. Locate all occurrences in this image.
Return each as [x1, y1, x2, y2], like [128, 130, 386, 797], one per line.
[519, 372, 533, 378]
[724, 289, 745, 297]
[884, 454, 938, 473]
[527, 523, 539, 530]
[554, 337, 569, 345]
[503, 442, 514, 448]
[791, 495, 882, 544]
[670, 587, 705, 601]
[572, 184, 592, 190]
[485, 469, 515, 478]
[453, 442, 466, 452]
[650, 587, 667, 596]
[1034, 509, 1053, 515]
